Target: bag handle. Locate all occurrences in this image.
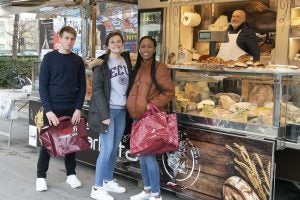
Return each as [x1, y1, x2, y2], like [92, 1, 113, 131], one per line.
[149, 103, 160, 114]
[140, 103, 161, 119]
[57, 116, 71, 122]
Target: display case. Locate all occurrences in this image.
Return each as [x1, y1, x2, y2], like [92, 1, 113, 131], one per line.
[169, 65, 300, 143]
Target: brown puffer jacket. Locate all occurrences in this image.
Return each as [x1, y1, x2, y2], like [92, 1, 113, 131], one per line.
[127, 60, 175, 119]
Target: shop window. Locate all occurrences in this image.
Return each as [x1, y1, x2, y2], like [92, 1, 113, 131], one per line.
[96, 2, 138, 56]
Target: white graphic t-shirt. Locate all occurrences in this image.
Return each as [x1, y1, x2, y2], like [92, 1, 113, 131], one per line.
[108, 56, 129, 108]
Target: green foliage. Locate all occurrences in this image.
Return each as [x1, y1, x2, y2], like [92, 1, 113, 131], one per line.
[0, 56, 38, 88]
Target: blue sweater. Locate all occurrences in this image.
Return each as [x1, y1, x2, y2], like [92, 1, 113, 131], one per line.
[39, 50, 86, 113]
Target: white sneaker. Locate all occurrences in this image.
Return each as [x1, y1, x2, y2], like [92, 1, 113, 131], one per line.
[149, 196, 162, 200]
[36, 178, 47, 192]
[130, 191, 152, 200]
[103, 180, 126, 193]
[91, 186, 114, 200]
[66, 175, 82, 188]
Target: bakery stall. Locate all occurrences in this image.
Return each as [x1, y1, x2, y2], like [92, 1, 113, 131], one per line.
[27, 0, 300, 199]
[166, 64, 300, 199]
[158, 0, 300, 199]
[83, 0, 299, 199]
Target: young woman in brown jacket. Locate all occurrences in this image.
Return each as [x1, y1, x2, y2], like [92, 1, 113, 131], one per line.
[127, 36, 175, 200]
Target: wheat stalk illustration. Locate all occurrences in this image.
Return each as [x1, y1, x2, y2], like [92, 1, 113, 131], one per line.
[225, 143, 271, 200]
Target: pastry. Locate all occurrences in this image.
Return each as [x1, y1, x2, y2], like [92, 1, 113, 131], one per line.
[234, 62, 248, 68]
[224, 60, 235, 68]
[246, 60, 254, 65]
[253, 61, 265, 67]
[237, 54, 253, 62]
[198, 54, 211, 62]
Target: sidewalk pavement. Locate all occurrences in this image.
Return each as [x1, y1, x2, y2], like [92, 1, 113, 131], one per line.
[0, 102, 183, 200]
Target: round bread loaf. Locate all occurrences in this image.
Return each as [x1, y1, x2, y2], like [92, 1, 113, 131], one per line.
[223, 176, 260, 200]
[249, 85, 273, 107]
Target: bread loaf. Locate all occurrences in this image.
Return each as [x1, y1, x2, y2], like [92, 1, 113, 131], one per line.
[216, 93, 241, 102]
[219, 95, 236, 110]
[223, 176, 260, 200]
[249, 85, 273, 107]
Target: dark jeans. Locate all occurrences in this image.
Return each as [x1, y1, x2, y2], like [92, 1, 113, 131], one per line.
[37, 108, 77, 178]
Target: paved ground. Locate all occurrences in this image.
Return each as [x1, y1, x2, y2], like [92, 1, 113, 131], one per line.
[1, 101, 300, 200]
[0, 102, 182, 200]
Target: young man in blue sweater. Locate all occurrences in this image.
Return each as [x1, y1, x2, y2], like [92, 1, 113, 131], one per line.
[36, 26, 86, 192]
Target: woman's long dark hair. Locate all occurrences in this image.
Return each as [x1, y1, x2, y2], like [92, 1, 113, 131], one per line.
[130, 36, 162, 92]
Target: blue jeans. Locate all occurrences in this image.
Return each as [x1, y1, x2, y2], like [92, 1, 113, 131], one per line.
[139, 154, 160, 196]
[95, 108, 126, 186]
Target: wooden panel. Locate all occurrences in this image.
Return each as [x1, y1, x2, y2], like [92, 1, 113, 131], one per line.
[160, 125, 275, 200]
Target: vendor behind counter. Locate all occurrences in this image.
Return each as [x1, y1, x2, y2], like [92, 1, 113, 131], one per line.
[217, 10, 260, 62]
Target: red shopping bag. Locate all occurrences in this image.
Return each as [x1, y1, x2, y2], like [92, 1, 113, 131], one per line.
[130, 104, 178, 155]
[40, 116, 90, 157]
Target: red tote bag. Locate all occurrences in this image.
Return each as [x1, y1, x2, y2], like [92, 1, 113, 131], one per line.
[40, 116, 90, 157]
[130, 104, 179, 155]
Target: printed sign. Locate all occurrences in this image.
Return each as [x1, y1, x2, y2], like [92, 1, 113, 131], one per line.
[160, 125, 275, 200]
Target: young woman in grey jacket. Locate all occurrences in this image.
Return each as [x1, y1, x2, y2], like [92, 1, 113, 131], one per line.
[88, 31, 133, 200]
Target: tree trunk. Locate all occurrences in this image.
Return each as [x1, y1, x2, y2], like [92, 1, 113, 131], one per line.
[12, 14, 19, 59]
